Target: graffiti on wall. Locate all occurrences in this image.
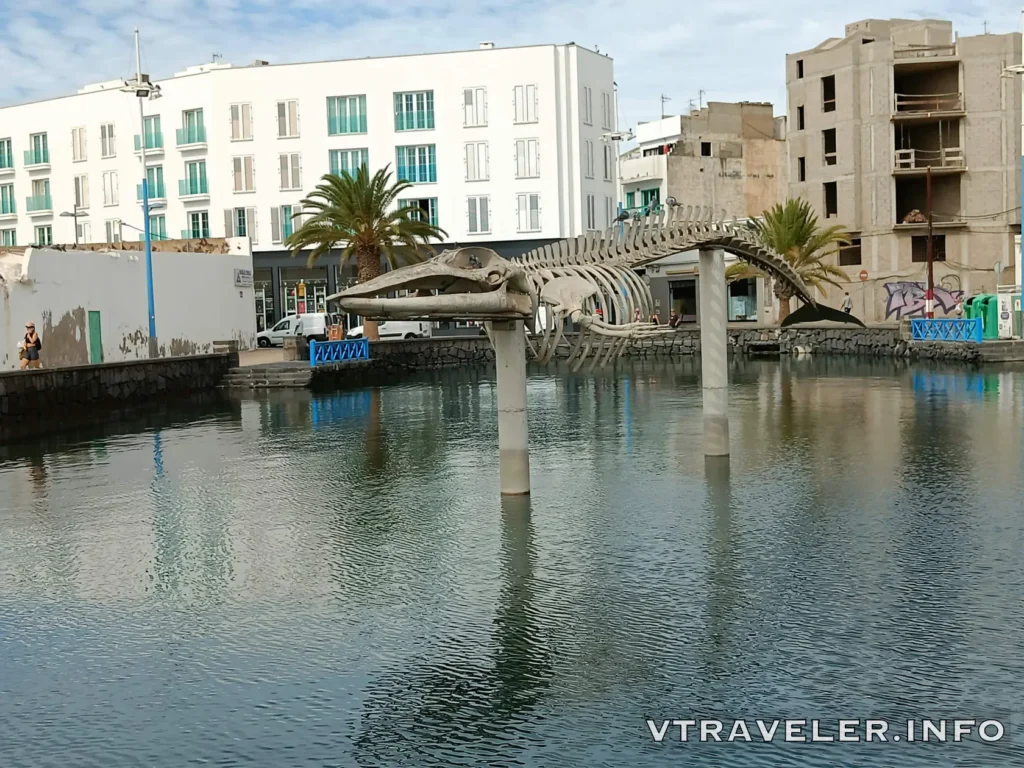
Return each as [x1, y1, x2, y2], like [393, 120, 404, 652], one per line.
[884, 281, 964, 320]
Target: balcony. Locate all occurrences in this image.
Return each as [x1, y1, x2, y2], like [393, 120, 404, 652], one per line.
[134, 133, 164, 155]
[894, 147, 965, 175]
[176, 125, 207, 150]
[180, 228, 211, 240]
[0, 203, 15, 220]
[23, 148, 50, 170]
[26, 193, 52, 215]
[892, 92, 964, 122]
[178, 178, 209, 200]
[137, 182, 166, 202]
[620, 153, 668, 185]
[894, 43, 958, 61]
[0, 156, 14, 177]
[622, 204, 664, 220]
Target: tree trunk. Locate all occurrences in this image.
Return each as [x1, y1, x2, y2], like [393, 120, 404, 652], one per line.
[357, 247, 382, 342]
[774, 282, 794, 325]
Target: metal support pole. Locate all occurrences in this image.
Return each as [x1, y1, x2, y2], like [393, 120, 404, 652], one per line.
[699, 248, 730, 457]
[136, 28, 158, 358]
[73, 205, 79, 246]
[489, 319, 530, 495]
[926, 165, 935, 320]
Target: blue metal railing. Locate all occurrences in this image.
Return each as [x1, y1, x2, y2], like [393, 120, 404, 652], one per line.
[309, 338, 370, 367]
[911, 318, 983, 343]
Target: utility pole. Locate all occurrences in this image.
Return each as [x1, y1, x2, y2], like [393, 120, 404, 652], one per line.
[698, 89, 706, 109]
[926, 165, 935, 319]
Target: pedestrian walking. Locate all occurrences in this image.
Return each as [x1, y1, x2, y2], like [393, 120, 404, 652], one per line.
[842, 292, 852, 314]
[21, 322, 41, 370]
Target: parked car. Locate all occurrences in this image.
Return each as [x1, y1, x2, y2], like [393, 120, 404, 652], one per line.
[295, 313, 343, 342]
[347, 320, 431, 340]
[256, 314, 299, 347]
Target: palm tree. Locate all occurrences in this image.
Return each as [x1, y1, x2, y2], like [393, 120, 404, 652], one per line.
[286, 164, 446, 341]
[725, 198, 851, 323]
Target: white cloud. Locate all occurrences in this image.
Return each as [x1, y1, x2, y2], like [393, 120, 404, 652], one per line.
[0, 0, 1020, 127]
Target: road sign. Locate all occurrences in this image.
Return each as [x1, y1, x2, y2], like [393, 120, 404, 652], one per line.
[859, 270, 868, 281]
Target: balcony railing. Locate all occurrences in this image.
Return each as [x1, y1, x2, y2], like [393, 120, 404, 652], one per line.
[622, 204, 664, 219]
[180, 228, 211, 239]
[894, 43, 958, 60]
[178, 178, 209, 197]
[176, 125, 207, 147]
[134, 133, 164, 151]
[894, 147, 965, 171]
[26, 193, 52, 213]
[23, 148, 49, 166]
[137, 182, 166, 201]
[893, 92, 964, 114]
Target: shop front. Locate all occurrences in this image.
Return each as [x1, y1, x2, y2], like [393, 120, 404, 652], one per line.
[281, 267, 329, 316]
[254, 268, 274, 332]
[728, 278, 758, 322]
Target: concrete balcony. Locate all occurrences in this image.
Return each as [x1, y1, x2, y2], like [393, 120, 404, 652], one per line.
[893, 43, 958, 62]
[892, 92, 965, 122]
[26, 193, 52, 215]
[23, 149, 50, 171]
[176, 125, 207, 151]
[134, 133, 164, 155]
[136, 182, 166, 202]
[893, 147, 965, 175]
[620, 153, 667, 185]
[178, 178, 209, 201]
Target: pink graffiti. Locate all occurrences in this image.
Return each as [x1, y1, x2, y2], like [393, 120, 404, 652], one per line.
[884, 281, 964, 320]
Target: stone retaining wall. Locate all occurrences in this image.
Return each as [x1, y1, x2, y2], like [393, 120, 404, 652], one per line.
[0, 354, 236, 441]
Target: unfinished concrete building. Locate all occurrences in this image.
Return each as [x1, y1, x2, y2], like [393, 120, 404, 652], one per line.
[787, 19, 1021, 323]
[618, 102, 787, 324]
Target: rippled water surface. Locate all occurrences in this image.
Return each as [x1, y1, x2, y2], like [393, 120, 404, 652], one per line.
[2, 358, 1023, 767]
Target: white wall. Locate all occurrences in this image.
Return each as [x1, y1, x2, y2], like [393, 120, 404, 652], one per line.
[0, 43, 616, 251]
[0, 238, 255, 370]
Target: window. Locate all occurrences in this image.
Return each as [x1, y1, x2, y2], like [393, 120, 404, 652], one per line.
[912, 235, 946, 262]
[147, 215, 167, 241]
[77, 221, 91, 243]
[513, 84, 538, 124]
[104, 219, 120, 242]
[582, 86, 593, 125]
[100, 123, 116, 158]
[399, 197, 438, 227]
[838, 237, 862, 266]
[467, 195, 490, 234]
[276, 100, 300, 138]
[394, 91, 435, 131]
[823, 181, 838, 218]
[181, 108, 205, 144]
[585, 194, 596, 230]
[327, 95, 367, 135]
[145, 166, 165, 199]
[601, 91, 613, 130]
[822, 75, 836, 113]
[0, 183, 14, 215]
[797, 59, 804, 78]
[71, 126, 87, 162]
[140, 116, 161, 150]
[797, 105, 805, 131]
[822, 129, 837, 165]
[395, 145, 437, 183]
[233, 156, 255, 192]
[31, 178, 49, 200]
[515, 139, 539, 178]
[464, 87, 487, 127]
[516, 193, 541, 232]
[798, 157, 806, 182]
[183, 160, 207, 196]
[35, 225, 52, 245]
[625, 190, 635, 208]
[279, 153, 301, 191]
[225, 207, 258, 243]
[230, 103, 253, 140]
[1, 228, 15, 246]
[603, 144, 614, 181]
[701, 141, 712, 157]
[605, 196, 614, 227]
[271, 204, 300, 243]
[641, 188, 660, 209]
[329, 148, 368, 178]
[188, 211, 210, 238]
[583, 140, 594, 178]
[0, 138, 12, 169]
[74, 175, 89, 208]
[28, 132, 48, 164]
[464, 141, 489, 181]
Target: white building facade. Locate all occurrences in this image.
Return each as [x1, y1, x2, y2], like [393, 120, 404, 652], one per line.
[0, 43, 617, 330]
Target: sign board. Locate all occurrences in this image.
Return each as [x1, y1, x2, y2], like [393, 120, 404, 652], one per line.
[234, 269, 253, 288]
[859, 270, 868, 282]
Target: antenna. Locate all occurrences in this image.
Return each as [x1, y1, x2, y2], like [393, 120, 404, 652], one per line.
[660, 94, 671, 119]
[698, 89, 706, 109]
[983, 21, 988, 34]
[212, 53, 223, 63]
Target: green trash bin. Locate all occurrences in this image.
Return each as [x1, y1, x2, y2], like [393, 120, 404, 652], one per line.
[964, 295, 981, 322]
[979, 295, 1000, 340]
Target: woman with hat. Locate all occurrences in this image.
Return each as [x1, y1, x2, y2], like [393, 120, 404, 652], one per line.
[21, 322, 41, 370]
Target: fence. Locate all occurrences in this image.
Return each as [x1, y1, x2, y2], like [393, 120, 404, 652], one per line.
[910, 318, 982, 343]
[309, 338, 371, 367]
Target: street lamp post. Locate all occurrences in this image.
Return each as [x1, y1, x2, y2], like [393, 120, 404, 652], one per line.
[59, 204, 82, 246]
[121, 28, 161, 358]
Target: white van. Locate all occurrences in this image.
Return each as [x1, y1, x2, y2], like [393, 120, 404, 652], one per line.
[256, 314, 299, 347]
[347, 320, 431, 340]
[295, 313, 343, 342]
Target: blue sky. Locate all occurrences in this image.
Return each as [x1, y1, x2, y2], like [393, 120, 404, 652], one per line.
[0, 0, 1020, 129]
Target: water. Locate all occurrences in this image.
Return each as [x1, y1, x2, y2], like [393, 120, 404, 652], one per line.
[1, 358, 1023, 767]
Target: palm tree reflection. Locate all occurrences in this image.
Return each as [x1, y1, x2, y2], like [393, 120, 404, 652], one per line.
[351, 496, 551, 765]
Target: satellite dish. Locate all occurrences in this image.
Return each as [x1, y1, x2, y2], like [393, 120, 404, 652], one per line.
[666, 196, 678, 206]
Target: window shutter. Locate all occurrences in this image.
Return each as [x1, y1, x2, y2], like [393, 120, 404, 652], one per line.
[483, 143, 489, 180]
[294, 154, 302, 190]
[83, 176, 89, 208]
[271, 206, 281, 244]
[224, 209, 234, 237]
[247, 207, 258, 244]
[293, 101, 300, 137]
[279, 154, 288, 189]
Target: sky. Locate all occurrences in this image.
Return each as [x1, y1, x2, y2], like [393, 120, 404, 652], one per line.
[0, 0, 1021, 130]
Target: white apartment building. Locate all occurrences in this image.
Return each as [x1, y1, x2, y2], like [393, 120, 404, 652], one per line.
[0, 42, 617, 330]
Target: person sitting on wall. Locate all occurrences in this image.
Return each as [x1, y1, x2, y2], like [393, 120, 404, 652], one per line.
[21, 322, 41, 370]
[649, 312, 660, 325]
[669, 312, 682, 328]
